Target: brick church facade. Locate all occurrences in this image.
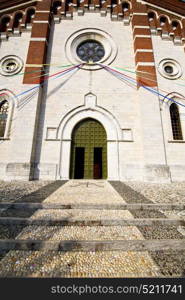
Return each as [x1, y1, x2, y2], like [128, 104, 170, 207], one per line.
[0, 0, 185, 182]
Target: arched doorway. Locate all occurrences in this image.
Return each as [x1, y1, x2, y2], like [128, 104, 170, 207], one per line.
[70, 118, 107, 179]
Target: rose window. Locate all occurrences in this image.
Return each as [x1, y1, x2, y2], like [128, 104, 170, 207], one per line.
[76, 40, 105, 63]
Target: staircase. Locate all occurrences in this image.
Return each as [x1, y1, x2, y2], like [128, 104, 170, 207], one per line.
[0, 180, 184, 277]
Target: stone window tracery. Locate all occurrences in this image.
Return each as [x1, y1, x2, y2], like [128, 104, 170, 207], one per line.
[76, 40, 105, 63]
[170, 103, 183, 140]
[0, 100, 9, 138]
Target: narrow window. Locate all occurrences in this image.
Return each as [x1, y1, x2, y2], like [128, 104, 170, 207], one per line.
[0, 100, 9, 137]
[122, 2, 129, 11]
[25, 9, 35, 25]
[148, 12, 155, 21]
[0, 16, 10, 32]
[160, 16, 167, 26]
[13, 13, 23, 28]
[52, 1, 61, 14]
[170, 103, 183, 140]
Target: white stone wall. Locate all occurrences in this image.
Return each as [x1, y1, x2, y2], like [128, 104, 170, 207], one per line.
[0, 31, 42, 180]
[152, 34, 185, 181]
[37, 12, 169, 182]
[36, 13, 142, 180]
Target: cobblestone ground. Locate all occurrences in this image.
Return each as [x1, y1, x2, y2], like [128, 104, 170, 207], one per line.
[0, 181, 51, 202]
[0, 180, 185, 277]
[110, 181, 185, 276]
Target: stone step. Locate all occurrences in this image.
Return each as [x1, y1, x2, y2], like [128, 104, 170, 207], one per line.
[0, 249, 160, 277]
[14, 225, 143, 241]
[1, 224, 184, 240]
[15, 209, 135, 220]
[0, 202, 184, 210]
[0, 217, 184, 226]
[0, 239, 185, 252]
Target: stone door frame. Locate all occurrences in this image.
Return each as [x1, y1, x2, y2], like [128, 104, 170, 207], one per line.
[57, 103, 122, 180]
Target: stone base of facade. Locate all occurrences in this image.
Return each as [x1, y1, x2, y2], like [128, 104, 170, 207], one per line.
[0, 163, 58, 181]
[0, 163, 34, 181]
[0, 163, 184, 183]
[34, 163, 58, 180]
[169, 165, 185, 182]
[143, 165, 171, 183]
[120, 164, 171, 183]
[0, 163, 185, 183]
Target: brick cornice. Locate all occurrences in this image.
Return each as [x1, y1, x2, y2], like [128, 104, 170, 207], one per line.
[0, 0, 34, 9]
[1, 0, 185, 17]
[144, 0, 185, 17]
[0, 0, 37, 15]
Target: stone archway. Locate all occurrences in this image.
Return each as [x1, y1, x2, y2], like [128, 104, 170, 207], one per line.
[58, 105, 122, 180]
[70, 118, 107, 179]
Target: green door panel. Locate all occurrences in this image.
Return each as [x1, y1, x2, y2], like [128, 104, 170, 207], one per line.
[70, 118, 107, 179]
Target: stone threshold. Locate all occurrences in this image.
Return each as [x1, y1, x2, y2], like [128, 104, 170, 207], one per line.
[0, 239, 185, 252]
[0, 202, 185, 210]
[0, 217, 184, 226]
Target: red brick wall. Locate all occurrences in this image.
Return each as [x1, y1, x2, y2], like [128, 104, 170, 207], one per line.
[132, 0, 157, 87]
[23, 0, 52, 84]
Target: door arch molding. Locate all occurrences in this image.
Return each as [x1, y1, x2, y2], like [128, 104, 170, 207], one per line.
[58, 106, 122, 180]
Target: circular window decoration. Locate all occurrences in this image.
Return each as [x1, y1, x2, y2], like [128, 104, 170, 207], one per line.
[0, 55, 23, 76]
[65, 28, 118, 70]
[164, 65, 173, 74]
[158, 59, 182, 79]
[76, 40, 105, 63]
